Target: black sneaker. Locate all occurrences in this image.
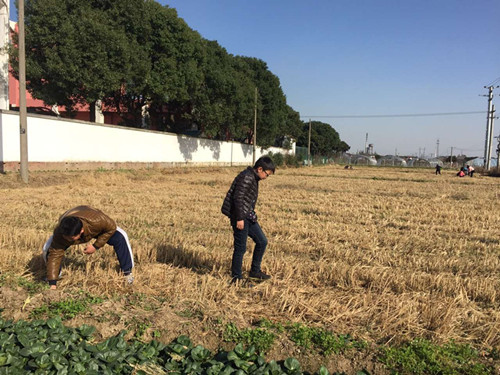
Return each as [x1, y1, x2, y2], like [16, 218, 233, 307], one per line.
[248, 270, 271, 281]
[230, 277, 254, 288]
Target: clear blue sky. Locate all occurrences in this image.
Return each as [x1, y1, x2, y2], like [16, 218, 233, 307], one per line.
[9, 0, 500, 156]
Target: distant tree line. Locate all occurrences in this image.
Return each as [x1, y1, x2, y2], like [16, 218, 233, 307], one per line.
[9, 0, 349, 152]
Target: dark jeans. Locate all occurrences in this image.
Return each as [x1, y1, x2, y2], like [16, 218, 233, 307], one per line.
[231, 219, 268, 279]
[106, 227, 134, 274]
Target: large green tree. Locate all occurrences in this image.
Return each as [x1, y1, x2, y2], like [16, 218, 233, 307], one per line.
[105, 1, 206, 128]
[189, 40, 254, 139]
[281, 105, 303, 146]
[234, 57, 288, 147]
[11, 0, 147, 118]
[12, 0, 336, 148]
[142, 2, 204, 120]
[297, 121, 350, 156]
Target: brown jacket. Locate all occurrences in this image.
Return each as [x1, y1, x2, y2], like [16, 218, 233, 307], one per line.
[46, 206, 117, 281]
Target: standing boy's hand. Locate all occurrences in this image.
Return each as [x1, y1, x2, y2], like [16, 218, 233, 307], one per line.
[236, 220, 244, 230]
[84, 244, 96, 254]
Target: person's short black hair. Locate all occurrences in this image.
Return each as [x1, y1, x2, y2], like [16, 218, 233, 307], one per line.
[59, 216, 83, 236]
[254, 156, 276, 174]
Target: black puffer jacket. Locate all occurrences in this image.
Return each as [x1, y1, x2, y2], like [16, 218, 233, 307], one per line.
[221, 167, 259, 221]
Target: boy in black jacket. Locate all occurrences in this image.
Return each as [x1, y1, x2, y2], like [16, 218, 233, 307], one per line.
[221, 156, 275, 283]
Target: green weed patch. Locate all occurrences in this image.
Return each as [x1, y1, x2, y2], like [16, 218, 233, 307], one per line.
[29, 292, 104, 320]
[223, 323, 276, 354]
[0, 274, 47, 295]
[257, 320, 367, 356]
[379, 338, 493, 375]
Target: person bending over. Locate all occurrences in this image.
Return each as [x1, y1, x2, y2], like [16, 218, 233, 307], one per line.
[43, 206, 134, 290]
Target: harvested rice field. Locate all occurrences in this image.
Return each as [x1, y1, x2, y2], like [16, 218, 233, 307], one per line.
[0, 165, 499, 373]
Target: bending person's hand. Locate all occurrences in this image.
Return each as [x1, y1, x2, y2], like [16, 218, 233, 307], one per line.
[84, 244, 96, 255]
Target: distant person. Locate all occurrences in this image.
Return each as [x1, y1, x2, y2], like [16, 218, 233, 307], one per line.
[43, 206, 134, 290]
[467, 165, 475, 177]
[457, 169, 465, 177]
[141, 102, 150, 129]
[435, 164, 442, 175]
[51, 104, 60, 117]
[221, 156, 275, 284]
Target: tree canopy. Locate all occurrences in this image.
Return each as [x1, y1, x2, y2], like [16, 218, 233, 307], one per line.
[297, 121, 350, 156]
[11, 0, 147, 112]
[10, 0, 349, 152]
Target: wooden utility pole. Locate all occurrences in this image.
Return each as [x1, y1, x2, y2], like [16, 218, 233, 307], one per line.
[19, 0, 28, 183]
[307, 119, 311, 166]
[252, 87, 257, 165]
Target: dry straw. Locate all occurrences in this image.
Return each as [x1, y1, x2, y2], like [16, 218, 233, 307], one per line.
[0, 166, 498, 350]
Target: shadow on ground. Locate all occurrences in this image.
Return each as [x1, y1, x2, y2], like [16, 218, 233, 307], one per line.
[27, 253, 88, 281]
[156, 244, 219, 275]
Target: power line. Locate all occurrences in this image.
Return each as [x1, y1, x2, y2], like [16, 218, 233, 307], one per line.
[300, 111, 483, 119]
[486, 76, 500, 86]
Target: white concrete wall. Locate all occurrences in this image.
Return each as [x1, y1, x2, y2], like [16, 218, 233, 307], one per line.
[0, 111, 293, 166]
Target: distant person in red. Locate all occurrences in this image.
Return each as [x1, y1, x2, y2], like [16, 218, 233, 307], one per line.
[43, 206, 134, 290]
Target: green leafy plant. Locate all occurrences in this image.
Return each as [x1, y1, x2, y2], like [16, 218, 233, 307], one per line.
[4, 317, 492, 375]
[284, 153, 301, 167]
[288, 323, 314, 349]
[126, 317, 152, 339]
[258, 318, 285, 333]
[283, 357, 301, 374]
[223, 323, 275, 353]
[29, 293, 104, 320]
[287, 322, 366, 355]
[0, 274, 47, 295]
[268, 152, 285, 167]
[15, 277, 47, 295]
[380, 338, 492, 375]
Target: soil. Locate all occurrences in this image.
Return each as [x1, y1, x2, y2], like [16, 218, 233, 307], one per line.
[0, 285, 390, 374]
